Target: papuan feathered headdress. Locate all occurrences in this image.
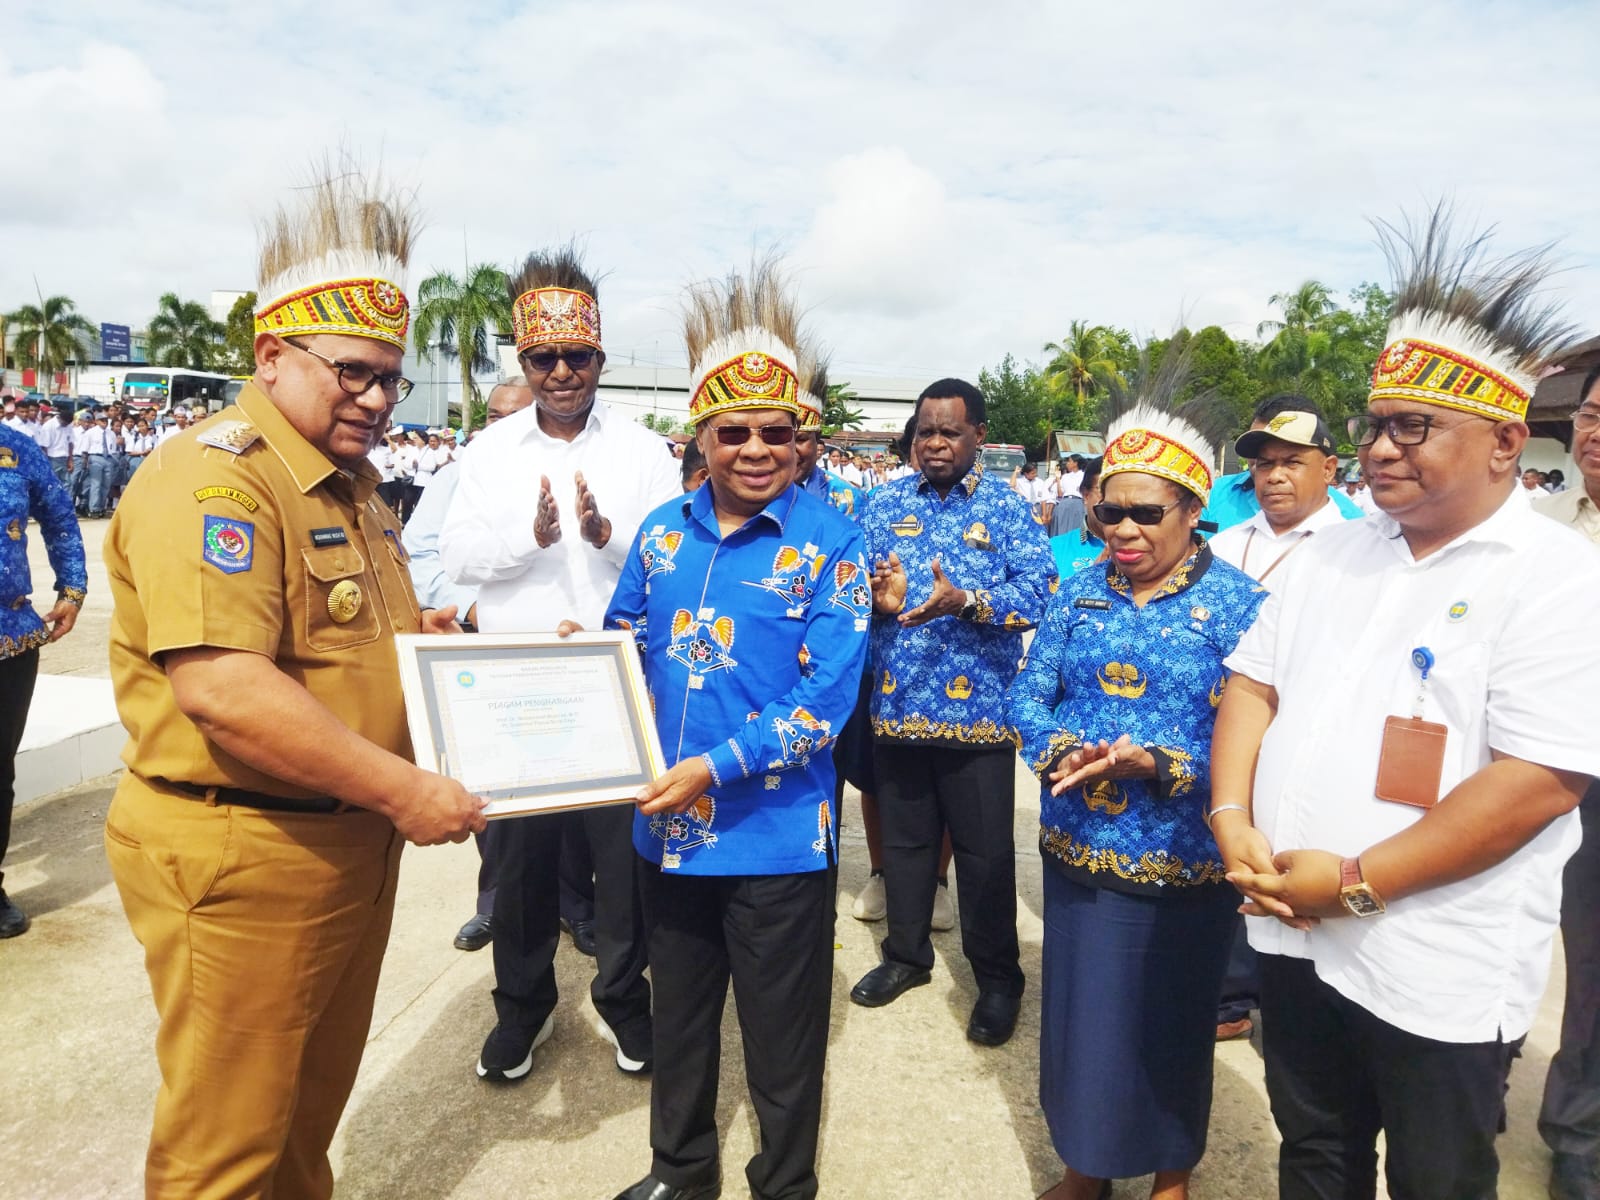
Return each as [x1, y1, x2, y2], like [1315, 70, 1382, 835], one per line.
[682, 256, 805, 426]
[509, 241, 603, 354]
[1100, 336, 1230, 502]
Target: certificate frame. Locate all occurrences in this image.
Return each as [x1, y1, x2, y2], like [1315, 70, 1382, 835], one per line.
[395, 631, 666, 819]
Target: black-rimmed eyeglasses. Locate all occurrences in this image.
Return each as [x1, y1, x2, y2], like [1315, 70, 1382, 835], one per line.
[288, 340, 413, 400]
[1347, 412, 1436, 447]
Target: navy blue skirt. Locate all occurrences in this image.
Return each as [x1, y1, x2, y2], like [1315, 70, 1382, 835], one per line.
[1039, 862, 1237, 1179]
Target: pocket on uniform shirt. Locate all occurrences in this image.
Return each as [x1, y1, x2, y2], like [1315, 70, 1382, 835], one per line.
[302, 544, 381, 651]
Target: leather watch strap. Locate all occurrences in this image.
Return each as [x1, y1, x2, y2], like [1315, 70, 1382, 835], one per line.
[1339, 857, 1362, 889]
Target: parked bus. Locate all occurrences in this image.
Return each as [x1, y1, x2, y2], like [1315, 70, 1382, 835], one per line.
[121, 367, 232, 414]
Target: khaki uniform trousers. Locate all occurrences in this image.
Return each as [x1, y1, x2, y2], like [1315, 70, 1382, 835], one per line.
[105, 774, 401, 1200]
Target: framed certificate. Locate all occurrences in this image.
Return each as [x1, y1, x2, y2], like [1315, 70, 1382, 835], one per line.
[395, 631, 666, 819]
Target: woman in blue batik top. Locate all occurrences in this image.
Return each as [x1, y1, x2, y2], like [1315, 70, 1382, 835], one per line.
[0, 423, 86, 937]
[1008, 389, 1266, 1200]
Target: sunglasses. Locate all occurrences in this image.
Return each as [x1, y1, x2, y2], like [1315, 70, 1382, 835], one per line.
[520, 348, 597, 372]
[1093, 499, 1183, 526]
[708, 423, 796, 447]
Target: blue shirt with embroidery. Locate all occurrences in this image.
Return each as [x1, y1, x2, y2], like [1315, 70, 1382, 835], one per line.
[1006, 543, 1266, 897]
[862, 463, 1055, 749]
[1, 425, 87, 661]
[605, 482, 869, 876]
[800, 466, 869, 520]
[1048, 528, 1105, 581]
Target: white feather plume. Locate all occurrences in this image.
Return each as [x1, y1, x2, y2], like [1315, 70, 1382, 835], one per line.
[1105, 401, 1216, 468]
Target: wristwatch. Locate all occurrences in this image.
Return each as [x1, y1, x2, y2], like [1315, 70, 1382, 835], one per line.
[1338, 857, 1385, 918]
[957, 590, 979, 621]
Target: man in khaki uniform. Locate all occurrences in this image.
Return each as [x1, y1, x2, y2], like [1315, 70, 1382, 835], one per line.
[103, 170, 486, 1200]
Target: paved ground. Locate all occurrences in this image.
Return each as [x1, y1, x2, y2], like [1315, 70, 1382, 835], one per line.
[0, 527, 1568, 1198]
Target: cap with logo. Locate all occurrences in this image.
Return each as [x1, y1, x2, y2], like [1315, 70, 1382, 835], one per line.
[1235, 411, 1336, 459]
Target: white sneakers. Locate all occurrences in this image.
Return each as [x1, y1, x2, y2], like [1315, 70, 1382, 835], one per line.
[851, 873, 957, 932]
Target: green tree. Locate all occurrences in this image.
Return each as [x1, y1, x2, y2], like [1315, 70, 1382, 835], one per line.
[638, 412, 683, 435]
[411, 263, 513, 436]
[1255, 280, 1336, 339]
[218, 292, 258, 374]
[6, 295, 97, 389]
[823, 381, 864, 432]
[146, 292, 225, 369]
[1042, 320, 1129, 430]
[978, 354, 1052, 450]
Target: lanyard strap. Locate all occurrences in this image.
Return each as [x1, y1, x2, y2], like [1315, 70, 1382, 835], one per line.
[1241, 526, 1313, 583]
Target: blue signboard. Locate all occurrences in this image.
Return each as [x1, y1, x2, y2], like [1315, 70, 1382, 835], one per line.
[100, 323, 131, 362]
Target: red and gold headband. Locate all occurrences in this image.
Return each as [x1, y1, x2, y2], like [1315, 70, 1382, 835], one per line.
[689, 349, 802, 425]
[1368, 337, 1531, 422]
[1102, 425, 1213, 501]
[512, 286, 601, 355]
[255, 277, 409, 350]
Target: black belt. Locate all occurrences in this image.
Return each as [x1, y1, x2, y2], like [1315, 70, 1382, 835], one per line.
[156, 778, 346, 814]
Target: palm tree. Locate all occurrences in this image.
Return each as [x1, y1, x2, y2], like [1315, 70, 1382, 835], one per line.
[146, 293, 225, 369]
[1042, 320, 1123, 428]
[823, 381, 864, 431]
[410, 264, 512, 435]
[1256, 280, 1335, 339]
[6, 295, 97, 392]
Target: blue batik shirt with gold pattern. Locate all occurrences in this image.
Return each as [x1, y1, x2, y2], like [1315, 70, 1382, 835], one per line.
[1006, 542, 1265, 897]
[863, 463, 1055, 749]
[0, 426, 87, 661]
[605, 482, 869, 876]
[800, 465, 868, 521]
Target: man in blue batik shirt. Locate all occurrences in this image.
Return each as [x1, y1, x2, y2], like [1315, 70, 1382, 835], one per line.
[848, 377, 1055, 1050]
[604, 281, 869, 1200]
[0, 424, 86, 937]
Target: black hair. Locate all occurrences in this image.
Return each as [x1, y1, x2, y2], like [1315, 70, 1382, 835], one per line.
[508, 240, 600, 304]
[680, 437, 706, 484]
[1065, 453, 1083, 468]
[914, 377, 986, 426]
[1547, 468, 1565, 484]
[1581, 363, 1600, 408]
[1251, 393, 1325, 425]
[897, 414, 918, 460]
[1080, 455, 1103, 492]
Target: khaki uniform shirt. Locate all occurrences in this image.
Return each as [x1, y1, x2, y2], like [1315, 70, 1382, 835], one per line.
[106, 382, 421, 798]
[1533, 485, 1600, 546]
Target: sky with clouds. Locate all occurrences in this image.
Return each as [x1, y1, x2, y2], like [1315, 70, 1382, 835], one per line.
[3, 0, 1597, 383]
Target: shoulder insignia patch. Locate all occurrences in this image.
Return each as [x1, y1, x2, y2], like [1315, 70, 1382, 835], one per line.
[196, 421, 260, 455]
[202, 515, 254, 574]
[193, 485, 260, 512]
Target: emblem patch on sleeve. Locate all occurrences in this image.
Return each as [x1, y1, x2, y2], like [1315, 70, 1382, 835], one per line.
[202, 515, 254, 574]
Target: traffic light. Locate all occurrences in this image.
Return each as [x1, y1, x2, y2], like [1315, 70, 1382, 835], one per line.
[108, 376, 117, 400]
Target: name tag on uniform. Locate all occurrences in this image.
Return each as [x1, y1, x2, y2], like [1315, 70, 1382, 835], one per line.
[310, 527, 349, 547]
[1073, 598, 1111, 610]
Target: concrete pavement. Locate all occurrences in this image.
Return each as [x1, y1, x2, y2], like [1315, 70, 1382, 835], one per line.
[0, 525, 1567, 1198]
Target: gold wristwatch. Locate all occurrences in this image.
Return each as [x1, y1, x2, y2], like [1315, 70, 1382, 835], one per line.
[1338, 857, 1385, 918]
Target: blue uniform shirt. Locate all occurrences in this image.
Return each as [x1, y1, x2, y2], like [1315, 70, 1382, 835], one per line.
[862, 463, 1055, 749]
[1006, 542, 1266, 896]
[0, 426, 87, 660]
[800, 465, 868, 520]
[605, 483, 869, 876]
[1048, 528, 1105, 581]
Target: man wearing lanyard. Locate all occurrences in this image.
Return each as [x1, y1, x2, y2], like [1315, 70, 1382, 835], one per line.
[1533, 364, 1600, 1200]
[1210, 212, 1600, 1200]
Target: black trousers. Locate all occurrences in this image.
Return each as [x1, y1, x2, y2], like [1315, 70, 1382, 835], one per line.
[1541, 783, 1600, 1159]
[1217, 914, 1261, 1024]
[0, 649, 40, 890]
[474, 812, 596, 923]
[1260, 953, 1521, 1200]
[875, 743, 1023, 996]
[639, 862, 836, 1200]
[489, 803, 648, 1034]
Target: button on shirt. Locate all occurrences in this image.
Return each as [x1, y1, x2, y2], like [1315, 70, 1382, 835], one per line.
[604, 484, 869, 876]
[1224, 493, 1600, 1042]
[0, 427, 87, 659]
[863, 464, 1055, 748]
[106, 383, 422, 798]
[441, 402, 682, 631]
[1208, 498, 1352, 583]
[1008, 544, 1265, 895]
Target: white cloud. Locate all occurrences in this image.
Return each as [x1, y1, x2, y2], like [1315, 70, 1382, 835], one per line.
[1, 0, 1596, 381]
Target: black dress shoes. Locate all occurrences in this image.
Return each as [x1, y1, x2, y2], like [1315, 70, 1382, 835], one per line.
[966, 991, 1020, 1046]
[453, 913, 493, 951]
[850, 961, 932, 1008]
[612, 1174, 721, 1200]
[0, 891, 28, 939]
[561, 916, 598, 957]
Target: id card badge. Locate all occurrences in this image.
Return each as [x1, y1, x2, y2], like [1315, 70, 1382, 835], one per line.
[1374, 645, 1447, 809]
[1375, 715, 1447, 808]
